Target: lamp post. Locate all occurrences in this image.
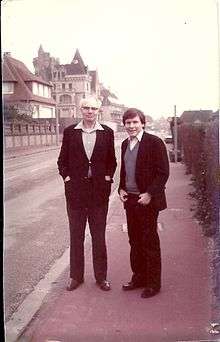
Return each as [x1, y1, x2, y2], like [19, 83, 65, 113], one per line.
[55, 106, 60, 146]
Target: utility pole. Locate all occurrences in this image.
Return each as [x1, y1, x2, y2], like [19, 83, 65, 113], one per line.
[55, 107, 60, 146]
[174, 105, 178, 163]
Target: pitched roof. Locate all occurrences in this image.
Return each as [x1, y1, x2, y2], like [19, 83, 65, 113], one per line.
[180, 110, 213, 123]
[100, 86, 118, 99]
[3, 61, 17, 82]
[4, 55, 51, 85]
[65, 49, 87, 75]
[3, 54, 56, 106]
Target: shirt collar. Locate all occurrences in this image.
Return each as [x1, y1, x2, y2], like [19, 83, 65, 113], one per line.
[74, 120, 104, 132]
[129, 129, 144, 142]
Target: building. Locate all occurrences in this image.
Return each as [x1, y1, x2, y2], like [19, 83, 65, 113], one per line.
[3, 52, 56, 122]
[33, 46, 100, 130]
[33, 46, 125, 131]
[99, 84, 126, 130]
[180, 110, 213, 123]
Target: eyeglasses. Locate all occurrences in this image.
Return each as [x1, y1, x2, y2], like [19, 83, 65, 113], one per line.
[82, 106, 98, 111]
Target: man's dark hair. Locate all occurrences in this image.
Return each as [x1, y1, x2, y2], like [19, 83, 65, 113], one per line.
[122, 108, 146, 126]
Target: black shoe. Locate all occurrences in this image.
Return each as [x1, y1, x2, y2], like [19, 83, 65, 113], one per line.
[96, 280, 111, 291]
[141, 287, 160, 298]
[66, 279, 83, 291]
[122, 281, 144, 291]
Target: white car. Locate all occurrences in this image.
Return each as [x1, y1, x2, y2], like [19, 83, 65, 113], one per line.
[164, 135, 173, 144]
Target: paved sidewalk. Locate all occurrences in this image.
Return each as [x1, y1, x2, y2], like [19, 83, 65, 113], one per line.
[8, 162, 218, 342]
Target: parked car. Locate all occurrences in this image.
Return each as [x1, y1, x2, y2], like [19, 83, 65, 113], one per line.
[164, 135, 173, 144]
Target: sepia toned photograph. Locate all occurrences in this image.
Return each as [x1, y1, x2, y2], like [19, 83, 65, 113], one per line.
[2, 0, 220, 341]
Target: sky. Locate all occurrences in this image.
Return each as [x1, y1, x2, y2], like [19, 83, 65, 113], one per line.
[2, 0, 220, 119]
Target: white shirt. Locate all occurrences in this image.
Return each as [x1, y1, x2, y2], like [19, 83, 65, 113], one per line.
[129, 129, 144, 150]
[74, 120, 104, 160]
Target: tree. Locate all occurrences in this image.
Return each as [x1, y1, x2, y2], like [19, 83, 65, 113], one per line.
[3, 103, 35, 123]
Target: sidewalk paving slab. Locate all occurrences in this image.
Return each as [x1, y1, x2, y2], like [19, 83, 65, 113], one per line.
[8, 163, 218, 342]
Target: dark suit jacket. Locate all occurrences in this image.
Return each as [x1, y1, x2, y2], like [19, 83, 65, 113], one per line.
[57, 123, 117, 208]
[119, 132, 169, 211]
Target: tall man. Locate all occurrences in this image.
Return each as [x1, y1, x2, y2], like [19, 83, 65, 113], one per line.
[57, 96, 117, 292]
[119, 108, 169, 298]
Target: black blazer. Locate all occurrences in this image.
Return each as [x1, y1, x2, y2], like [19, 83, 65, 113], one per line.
[119, 132, 169, 211]
[57, 123, 117, 208]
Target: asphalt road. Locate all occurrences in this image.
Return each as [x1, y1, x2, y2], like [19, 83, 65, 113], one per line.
[4, 141, 122, 321]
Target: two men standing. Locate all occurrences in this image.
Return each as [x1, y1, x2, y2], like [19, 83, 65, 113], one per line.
[58, 99, 169, 298]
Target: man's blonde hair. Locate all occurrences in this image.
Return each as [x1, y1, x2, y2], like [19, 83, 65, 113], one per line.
[79, 96, 102, 109]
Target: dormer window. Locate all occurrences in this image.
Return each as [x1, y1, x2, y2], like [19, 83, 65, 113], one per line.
[32, 82, 51, 98]
[3, 82, 14, 94]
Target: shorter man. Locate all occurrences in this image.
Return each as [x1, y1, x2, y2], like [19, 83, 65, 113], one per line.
[119, 108, 169, 298]
[57, 96, 117, 291]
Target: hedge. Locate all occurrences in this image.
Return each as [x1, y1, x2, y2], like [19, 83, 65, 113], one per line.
[178, 115, 219, 236]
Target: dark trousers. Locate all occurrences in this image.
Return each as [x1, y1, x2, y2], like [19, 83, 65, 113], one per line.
[125, 194, 161, 290]
[66, 201, 108, 283]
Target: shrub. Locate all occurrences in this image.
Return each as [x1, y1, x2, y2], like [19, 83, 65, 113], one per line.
[179, 115, 219, 236]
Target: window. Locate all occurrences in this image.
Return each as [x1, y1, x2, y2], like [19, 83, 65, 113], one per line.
[54, 84, 56, 90]
[69, 83, 72, 90]
[59, 94, 72, 103]
[62, 72, 65, 79]
[53, 72, 57, 79]
[43, 86, 49, 98]
[32, 82, 39, 95]
[3, 82, 14, 94]
[53, 95, 56, 101]
[61, 108, 70, 118]
[32, 82, 50, 98]
[39, 84, 44, 96]
[39, 106, 54, 118]
[62, 83, 65, 90]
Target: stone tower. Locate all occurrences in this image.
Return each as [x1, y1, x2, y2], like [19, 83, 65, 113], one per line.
[33, 45, 59, 82]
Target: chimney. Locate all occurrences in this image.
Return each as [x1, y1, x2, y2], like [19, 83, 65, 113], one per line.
[4, 52, 11, 57]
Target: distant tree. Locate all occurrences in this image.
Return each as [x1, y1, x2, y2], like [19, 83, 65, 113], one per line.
[3, 103, 35, 123]
[153, 116, 170, 132]
[145, 115, 153, 123]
